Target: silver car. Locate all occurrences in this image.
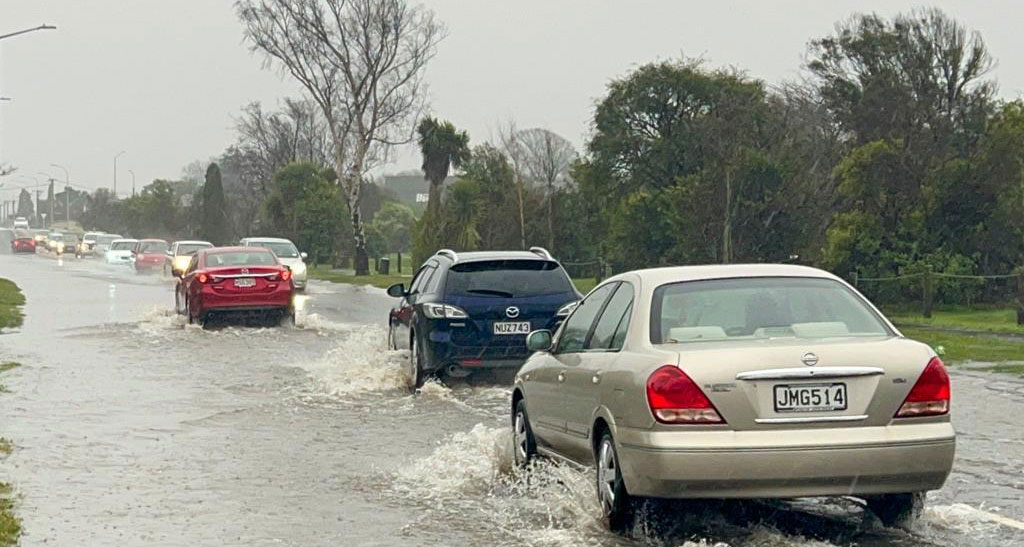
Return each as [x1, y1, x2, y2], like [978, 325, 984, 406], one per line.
[512, 264, 954, 530]
[239, 237, 308, 290]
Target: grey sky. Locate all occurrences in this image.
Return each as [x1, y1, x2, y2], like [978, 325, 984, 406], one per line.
[1, 1, 1021, 200]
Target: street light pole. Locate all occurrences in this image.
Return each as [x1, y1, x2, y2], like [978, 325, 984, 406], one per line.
[0, 25, 57, 42]
[113, 150, 125, 197]
[49, 163, 70, 225]
[128, 169, 137, 197]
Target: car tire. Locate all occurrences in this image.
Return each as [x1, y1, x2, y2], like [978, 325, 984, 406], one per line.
[408, 332, 427, 391]
[866, 492, 925, 528]
[596, 431, 636, 533]
[174, 288, 183, 315]
[185, 298, 195, 325]
[512, 398, 537, 468]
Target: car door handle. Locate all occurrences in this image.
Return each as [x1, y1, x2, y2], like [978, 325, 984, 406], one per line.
[592, 373, 601, 384]
[557, 372, 565, 383]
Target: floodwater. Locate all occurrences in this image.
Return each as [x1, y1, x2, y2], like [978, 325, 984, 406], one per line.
[0, 251, 1022, 547]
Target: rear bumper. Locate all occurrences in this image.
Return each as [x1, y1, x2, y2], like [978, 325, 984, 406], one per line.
[616, 422, 955, 499]
[199, 286, 293, 313]
[424, 336, 529, 371]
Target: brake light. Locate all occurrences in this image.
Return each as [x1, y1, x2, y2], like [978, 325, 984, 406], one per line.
[197, 273, 209, 284]
[281, 269, 292, 281]
[895, 357, 950, 418]
[646, 365, 724, 424]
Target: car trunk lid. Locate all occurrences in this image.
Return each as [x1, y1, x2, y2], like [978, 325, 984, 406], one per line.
[207, 266, 286, 294]
[667, 336, 935, 430]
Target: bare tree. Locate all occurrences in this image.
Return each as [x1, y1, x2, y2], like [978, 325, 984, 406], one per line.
[496, 121, 528, 250]
[237, 0, 445, 275]
[512, 128, 577, 249]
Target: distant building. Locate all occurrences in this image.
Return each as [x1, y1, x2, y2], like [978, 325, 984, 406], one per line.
[380, 174, 458, 215]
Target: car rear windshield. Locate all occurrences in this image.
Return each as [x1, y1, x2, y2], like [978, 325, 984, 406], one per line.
[177, 243, 211, 255]
[257, 242, 299, 258]
[110, 241, 135, 250]
[139, 241, 168, 253]
[444, 260, 573, 298]
[650, 277, 892, 344]
[205, 251, 277, 267]
[98, 235, 120, 244]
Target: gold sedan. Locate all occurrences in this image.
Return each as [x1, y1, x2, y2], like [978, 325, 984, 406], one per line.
[512, 264, 954, 531]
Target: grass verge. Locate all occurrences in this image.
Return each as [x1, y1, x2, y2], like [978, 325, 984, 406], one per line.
[0, 357, 20, 546]
[308, 265, 411, 290]
[900, 327, 1024, 366]
[886, 306, 1024, 335]
[0, 279, 25, 330]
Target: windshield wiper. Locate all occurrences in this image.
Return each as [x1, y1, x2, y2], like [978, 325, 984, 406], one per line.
[465, 289, 515, 298]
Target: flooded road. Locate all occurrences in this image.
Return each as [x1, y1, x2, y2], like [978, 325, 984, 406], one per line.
[1, 252, 1023, 547]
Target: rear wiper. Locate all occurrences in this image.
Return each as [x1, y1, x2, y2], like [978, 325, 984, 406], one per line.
[465, 289, 515, 298]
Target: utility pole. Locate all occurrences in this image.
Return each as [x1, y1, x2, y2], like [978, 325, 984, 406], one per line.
[128, 170, 136, 197]
[50, 163, 69, 225]
[113, 150, 125, 197]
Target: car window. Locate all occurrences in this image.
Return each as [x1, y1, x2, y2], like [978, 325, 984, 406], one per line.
[177, 243, 211, 256]
[650, 277, 892, 344]
[586, 282, 634, 351]
[556, 282, 618, 354]
[187, 255, 199, 274]
[205, 251, 277, 267]
[444, 260, 573, 298]
[409, 266, 434, 294]
[609, 302, 633, 350]
[423, 263, 444, 293]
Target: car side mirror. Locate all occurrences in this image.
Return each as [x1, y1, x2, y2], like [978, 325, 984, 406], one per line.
[526, 330, 553, 352]
[300, 252, 308, 260]
[386, 283, 407, 298]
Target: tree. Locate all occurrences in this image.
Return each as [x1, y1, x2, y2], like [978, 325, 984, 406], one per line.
[199, 163, 231, 245]
[509, 128, 576, 249]
[413, 116, 470, 265]
[371, 201, 416, 253]
[16, 188, 34, 219]
[238, 0, 446, 275]
[263, 162, 350, 265]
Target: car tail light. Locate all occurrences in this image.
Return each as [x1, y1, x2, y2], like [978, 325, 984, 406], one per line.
[422, 303, 468, 319]
[197, 273, 209, 284]
[646, 365, 724, 424]
[281, 269, 292, 281]
[895, 357, 950, 418]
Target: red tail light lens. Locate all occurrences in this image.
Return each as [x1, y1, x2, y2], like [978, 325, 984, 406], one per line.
[646, 365, 724, 424]
[281, 269, 292, 281]
[197, 273, 209, 284]
[895, 357, 950, 418]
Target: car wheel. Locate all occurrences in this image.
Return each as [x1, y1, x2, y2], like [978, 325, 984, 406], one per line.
[513, 398, 537, 468]
[866, 492, 925, 528]
[408, 333, 427, 391]
[597, 431, 635, 533]
[185, 298, 195, 325]
[174, 288, 183, 315]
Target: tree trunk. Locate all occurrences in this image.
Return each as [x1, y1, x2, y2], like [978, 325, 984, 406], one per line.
[722, 170, 733, 264]
[546, 181, 555, 250]
[516, 176, 526, 250]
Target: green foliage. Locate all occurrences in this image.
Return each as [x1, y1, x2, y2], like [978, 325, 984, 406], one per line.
[369, 202, 416, 255]
[15, 189, 33, 219]
[0, 279, 25, 330]
[413, 117, 471, 266]
[0, 481, 19, 547]
[198, 163, 231, 245]
[263, 162, 351, 265]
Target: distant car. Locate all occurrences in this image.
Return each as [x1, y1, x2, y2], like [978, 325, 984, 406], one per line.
[76, 231, 104, 257]
[165, 240, 213, 277]
[32, 229, 49, 245]
[46, 232, 67, 255]
[104, 239, 139, 265]
[239, 237, 308, 290]
[386, 248, 581, 389]
[132, 239, 169, 273]
[10, 231, 35, 253]
[175, 246, 295, 326]
[93, 234, 124, 256]
[13, 217, 29, 230]
[511, 264, 955, 530]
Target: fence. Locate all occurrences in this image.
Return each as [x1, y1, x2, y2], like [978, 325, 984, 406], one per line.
[852, 267, 1024, 319]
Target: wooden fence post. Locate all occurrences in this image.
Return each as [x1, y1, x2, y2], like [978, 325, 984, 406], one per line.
[1016, 267, 1024, 326]
[397, 252, 402, 274]
[923, 266, 934, 319]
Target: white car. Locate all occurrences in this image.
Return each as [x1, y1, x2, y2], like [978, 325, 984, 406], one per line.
[104, 239, 139, 265]
[513, 264, 954, 530]
[239, 237, 308, 290]
[13, 217, 29, 230]
[93, 234, 124, 256]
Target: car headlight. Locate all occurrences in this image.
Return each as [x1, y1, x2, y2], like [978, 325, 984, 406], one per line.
[57, 243, 65, 251]
[293, 262, 307, 275]
[556, 301, 580, 317]
[422, 303, 468, 319]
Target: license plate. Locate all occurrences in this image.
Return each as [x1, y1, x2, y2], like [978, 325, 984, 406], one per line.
[493, 321, 531, 335]
[773, 383, 847, 413]
[234, 278, 256, 288]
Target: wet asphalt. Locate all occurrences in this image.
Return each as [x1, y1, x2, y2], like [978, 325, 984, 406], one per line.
[0, 251, 1022, 547]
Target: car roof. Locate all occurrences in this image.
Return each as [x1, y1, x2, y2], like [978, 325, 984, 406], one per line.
[173, 240, 213, 246]
[111, 238, 137, 243]
[241, 237, 293, 243]
[139, 238, 167, 243]
[435, 250, 554, 264]
[200, 246, 271, 254]
[608, 264, 841, 287]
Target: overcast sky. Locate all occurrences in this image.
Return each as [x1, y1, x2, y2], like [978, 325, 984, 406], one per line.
[1, 1, 1022, 200]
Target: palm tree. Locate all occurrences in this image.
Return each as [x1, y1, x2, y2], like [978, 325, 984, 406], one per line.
[414, 117, 470, 264]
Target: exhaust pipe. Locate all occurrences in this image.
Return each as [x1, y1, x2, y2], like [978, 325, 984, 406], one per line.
[445, 364, 471, 378]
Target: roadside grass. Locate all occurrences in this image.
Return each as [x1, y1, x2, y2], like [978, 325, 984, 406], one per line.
[0, 439, 10, 456]
[0, 483, 18, 547]
[0, 279, 25, 330]
[573, 277, 598, 294]
[886, 306, 1023, 335]
[308, 265, 411, 290]
[900, 327, 1024, 366]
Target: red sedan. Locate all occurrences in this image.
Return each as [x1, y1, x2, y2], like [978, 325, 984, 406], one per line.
[10, 235, 36, 253]
[133, 239, 170, 273]
[175, 247, 294, 326]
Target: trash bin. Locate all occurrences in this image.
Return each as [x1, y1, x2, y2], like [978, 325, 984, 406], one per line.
[379, 257, 390, 275]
